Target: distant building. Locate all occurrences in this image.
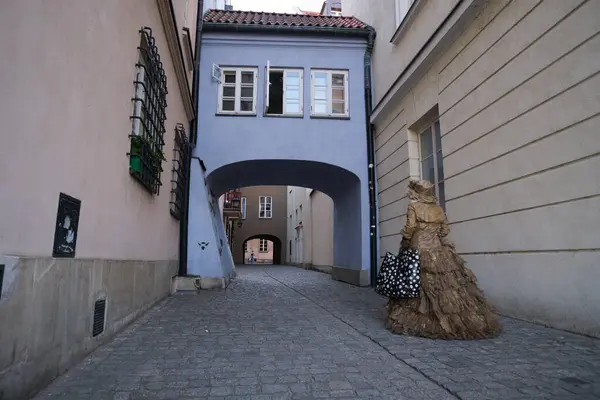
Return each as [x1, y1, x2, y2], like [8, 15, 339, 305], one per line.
[286, 187, 334, 274]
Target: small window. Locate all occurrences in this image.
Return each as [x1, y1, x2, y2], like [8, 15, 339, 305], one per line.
[310, 70, 349, 118]
[259, 239, 268, 252]
[218, 67, 258, 115]
[419, 119, 445, 209]
[265, 68, 304, 116]
[259, 196, 272, 219]
[241, 196, 247, 219]
[395, 0, 415, 27]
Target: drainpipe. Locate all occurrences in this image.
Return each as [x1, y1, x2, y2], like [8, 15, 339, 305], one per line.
[179, 0, 204, 276]
[363, 27, 378, 286]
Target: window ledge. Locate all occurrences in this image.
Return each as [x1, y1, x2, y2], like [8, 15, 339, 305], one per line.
[216, 112, 257, 117]
[258, 217, 273, 219]
[264, 113, 304, 119]
[390, 0, 425, 45]
[310, 115, 350, 120]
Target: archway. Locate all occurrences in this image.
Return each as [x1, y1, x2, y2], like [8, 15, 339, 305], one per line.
[241, 234, 283, 265]
[188, 158, 371, 287]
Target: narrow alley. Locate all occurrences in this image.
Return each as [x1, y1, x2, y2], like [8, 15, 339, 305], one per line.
[35, 266, 600, 400]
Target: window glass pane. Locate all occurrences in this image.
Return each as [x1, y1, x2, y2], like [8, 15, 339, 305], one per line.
[421, 155, 434, 183]
[314, 87, 327, 100]
[420, 127, 433, 158]
[286, 89, 300, 101]
[332, 88, 344, 101]
[240, 87, 253, 97]
[314, 100, 327, 114]
[332, 74, 344, 86]
[222, 100, 234, 111]
[241, 71, 254, 83]
[223, 86, 235, 97]
[286, 72, 300, 86]
[332, 101, 345, 114]
[434, 120, 442, 153]
[224, 71, 236, 83]
[240, 100, 253, 111]
[259, 210, 265, 218]
[436, 150, 444, 182]
[313, 72, 328, 86]
[285, 101, 300, 114]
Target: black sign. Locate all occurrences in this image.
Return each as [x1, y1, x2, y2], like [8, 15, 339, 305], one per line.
[52, 193, 81, 258]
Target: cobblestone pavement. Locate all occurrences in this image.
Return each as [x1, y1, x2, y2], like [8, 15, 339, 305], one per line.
[36, 266, 600, 400]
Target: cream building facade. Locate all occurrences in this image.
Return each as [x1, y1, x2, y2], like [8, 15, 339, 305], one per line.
[0, 1, 200, 398]
[286, 187, 334, 273]
[343, 0, 600, 337]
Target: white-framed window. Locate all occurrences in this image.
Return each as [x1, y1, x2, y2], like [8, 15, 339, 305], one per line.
[241, 196, 247, 219]
[259, 196, 272, 218]
[217, 67, 258, 115]
[419, 119, 446, 209]
[310, 70, 349, 118]
[265, 68, 304, 116]
[395, 0, 415, 27]
[259, 239, 268, 252]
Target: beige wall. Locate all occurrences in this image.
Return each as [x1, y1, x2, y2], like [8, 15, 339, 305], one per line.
[231, 186, 288, 264]
[310, 190, 334, 267]
[346, 0, 600, 336]
[286, 187, 312, 265]
[286, 187, 334, 270]
[0, 1, 196, 397]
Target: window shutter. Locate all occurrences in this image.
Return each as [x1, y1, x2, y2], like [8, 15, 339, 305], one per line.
[310, 71, 314, 113]
[345, 73, 349, 115]
[265, 61, 270, 112]
[299, 71, 304, 114]
[253, 70, 258, 114]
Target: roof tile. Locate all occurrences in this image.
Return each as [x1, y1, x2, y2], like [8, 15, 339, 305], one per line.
[203, 9, 369, 30]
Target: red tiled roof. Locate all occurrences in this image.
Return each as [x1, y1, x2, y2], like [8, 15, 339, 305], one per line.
[203, 9, 369, 30]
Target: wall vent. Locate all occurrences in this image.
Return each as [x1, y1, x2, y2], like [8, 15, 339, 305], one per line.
[0, 265, 4, 300]
[92, 299, 106, 337]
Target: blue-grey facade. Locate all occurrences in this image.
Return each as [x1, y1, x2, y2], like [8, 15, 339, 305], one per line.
[187, 27, 373, 286]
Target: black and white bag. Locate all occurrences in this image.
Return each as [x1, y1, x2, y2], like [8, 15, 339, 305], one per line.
[375, 248, 421, 298]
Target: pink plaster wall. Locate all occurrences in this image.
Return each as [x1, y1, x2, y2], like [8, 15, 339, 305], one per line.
[0, 0, 192, 260]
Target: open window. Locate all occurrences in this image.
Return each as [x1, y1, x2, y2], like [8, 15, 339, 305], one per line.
[265, 66, 304, 117]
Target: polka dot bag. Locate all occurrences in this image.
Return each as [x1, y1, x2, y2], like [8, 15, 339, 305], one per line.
[375, 248, 421, 299]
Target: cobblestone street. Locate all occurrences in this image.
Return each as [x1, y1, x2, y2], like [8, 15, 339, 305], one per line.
[35, 266, 600, 400]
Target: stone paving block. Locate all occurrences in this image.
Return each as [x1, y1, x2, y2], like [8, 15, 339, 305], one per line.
[31, 266, 600, 400]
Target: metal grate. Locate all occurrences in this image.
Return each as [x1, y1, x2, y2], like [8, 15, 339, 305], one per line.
[170, 124, 190, 219]
[92, 299, 106, 337]
[129, 27, 168, 195]
[0, 265, 4, 300]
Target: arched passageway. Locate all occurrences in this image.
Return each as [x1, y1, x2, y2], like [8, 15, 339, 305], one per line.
[241, 234, 283, 265]
[187, 158, 371, 287]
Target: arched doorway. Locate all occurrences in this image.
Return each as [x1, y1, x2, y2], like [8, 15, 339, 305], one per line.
[188, 158, 371, 287]
[242, 234, 283, 265]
